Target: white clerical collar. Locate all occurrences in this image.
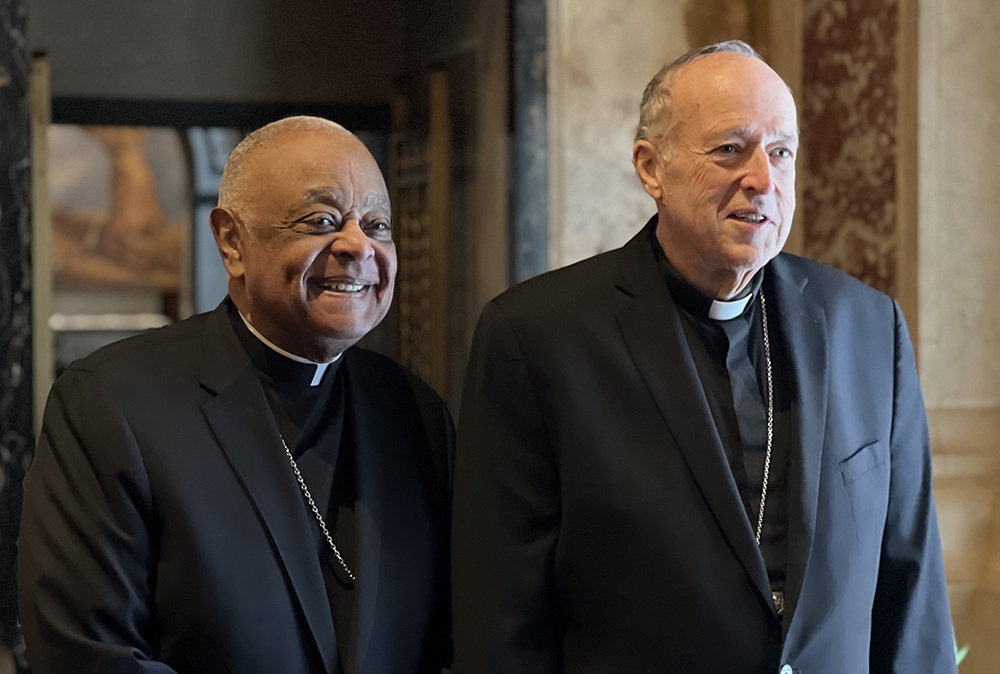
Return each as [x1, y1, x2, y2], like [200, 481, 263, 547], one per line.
[238, 312, 341, 386]
[708, 293, 754, 321]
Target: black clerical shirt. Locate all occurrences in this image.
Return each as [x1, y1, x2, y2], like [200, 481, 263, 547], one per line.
[229, 304, 355, 670]
[650, 232, 793, 609]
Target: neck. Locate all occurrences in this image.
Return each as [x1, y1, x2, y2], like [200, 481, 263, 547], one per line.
[229, 288, 348, 362]
[238, 312, 342, 364]
[655, 230, 757, 301]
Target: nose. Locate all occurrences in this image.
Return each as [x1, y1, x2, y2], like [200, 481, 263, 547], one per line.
[331, 219, 375, 261]
[741, 146, 775, 195]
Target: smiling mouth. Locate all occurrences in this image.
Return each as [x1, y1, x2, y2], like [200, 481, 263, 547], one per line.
[729, 212, 768, 224]
[314, 280, 372, 293]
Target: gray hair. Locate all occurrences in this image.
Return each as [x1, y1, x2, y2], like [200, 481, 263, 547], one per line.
[218, 116, 352, 217]
[634, 40, 762, 153]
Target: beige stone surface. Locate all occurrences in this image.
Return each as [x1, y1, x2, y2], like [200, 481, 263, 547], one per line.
[919, 2, 1000, 663]
[931, 409, 1000, 673]
[547, 0, 689, 268]
[918, 0, 1000, 409]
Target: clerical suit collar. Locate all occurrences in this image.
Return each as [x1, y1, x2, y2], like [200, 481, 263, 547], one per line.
[227, 301, 342, 388]
[649, 227, 763, 322]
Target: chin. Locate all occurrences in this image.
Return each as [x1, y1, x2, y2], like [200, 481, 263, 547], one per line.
[723, 240, 778, 269]
[315, 324, 369, 345]
[312, 315, 381, 343]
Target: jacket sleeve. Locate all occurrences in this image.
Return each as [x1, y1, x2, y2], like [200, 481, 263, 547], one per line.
[452, 300, 562, 674]
[869, 301, 957, 673]
[18, 367, 179, 674]
[406, 371, 458, 674]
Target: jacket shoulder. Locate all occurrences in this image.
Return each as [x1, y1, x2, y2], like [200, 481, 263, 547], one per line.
[346, 347, 442, 404]
[775, 252, 892, 308]
[491, 248, 622, 321]
[344, 348, 453, 434]
[58, 312, 215, 399]
[72, 313, 209, 371]
[346, 347, 454, 488]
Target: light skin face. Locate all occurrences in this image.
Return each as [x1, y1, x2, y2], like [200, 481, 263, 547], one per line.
[211, 128, 396, 362]
[633, 53, 798, 300]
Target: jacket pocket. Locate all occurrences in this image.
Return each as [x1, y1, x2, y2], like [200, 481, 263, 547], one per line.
[839, 440, 890, 552]
[839, 440, 887, 485]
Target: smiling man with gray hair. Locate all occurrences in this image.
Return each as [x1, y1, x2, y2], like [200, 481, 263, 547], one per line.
[453, 41, 955, 673]
[20, 116, 454, 674]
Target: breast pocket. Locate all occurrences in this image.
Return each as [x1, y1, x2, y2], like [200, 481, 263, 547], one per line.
[839, 440, 889, 549]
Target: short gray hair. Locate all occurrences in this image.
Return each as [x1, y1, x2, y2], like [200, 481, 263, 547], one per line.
[218, 116, 351, 217]
[634, 40, 762, 152]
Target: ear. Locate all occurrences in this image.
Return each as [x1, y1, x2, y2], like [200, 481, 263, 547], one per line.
[209, 207, 246, 279]
[633, 140, 664, 201]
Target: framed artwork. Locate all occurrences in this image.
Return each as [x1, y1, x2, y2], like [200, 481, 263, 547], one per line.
[49, 124, 188, 292]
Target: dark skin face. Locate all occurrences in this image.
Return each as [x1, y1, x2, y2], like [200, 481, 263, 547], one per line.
[211, 128, 396, 361]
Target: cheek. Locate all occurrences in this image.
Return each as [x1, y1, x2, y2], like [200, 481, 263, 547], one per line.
[246, 250, 290, 290]
[375, 244, 398, 288]
[778, 170, 796, 208]
[288, 245, 328, 282]
[697, 172, 741, 223]
[689, 164, 721, 199]
[784, 184, 797, 210]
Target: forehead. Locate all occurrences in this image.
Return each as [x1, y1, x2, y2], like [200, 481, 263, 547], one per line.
[247, 130, 388, 210]
[671, 54, 797, 138]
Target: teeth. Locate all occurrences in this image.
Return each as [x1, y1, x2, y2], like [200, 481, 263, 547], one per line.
[733, 213, 765, 223]
[322, 282, 365, 292]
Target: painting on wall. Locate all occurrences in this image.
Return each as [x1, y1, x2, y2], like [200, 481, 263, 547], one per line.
[48, 124, 190, 291]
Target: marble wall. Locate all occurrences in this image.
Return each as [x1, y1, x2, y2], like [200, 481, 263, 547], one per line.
[918, 0, 1000, 670]
[800, 0, 900, 296]
[918, 0, 1000, 411]
[547, 0, 689, 269]
[0, 0, 31, 664]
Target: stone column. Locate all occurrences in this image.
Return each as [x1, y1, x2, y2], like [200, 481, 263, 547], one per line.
[510, 0, 548, 283]
[0, 0, 31, 664]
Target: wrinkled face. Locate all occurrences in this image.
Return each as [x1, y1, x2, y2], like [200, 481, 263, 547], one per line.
[234, 130, 396, 357]
[648, 54, 798, 290]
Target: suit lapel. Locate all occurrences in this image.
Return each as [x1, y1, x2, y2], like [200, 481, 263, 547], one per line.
[769, 257, 828, 638]
[198, 304, 338, 674]
[613, 227, 773, 610]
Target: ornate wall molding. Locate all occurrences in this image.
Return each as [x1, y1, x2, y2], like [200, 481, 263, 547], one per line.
[0, 0, 31, 660]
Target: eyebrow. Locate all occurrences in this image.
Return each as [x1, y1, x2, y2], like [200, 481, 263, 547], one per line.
[287, 188, 391, 217]
[715, 126, 799, 146]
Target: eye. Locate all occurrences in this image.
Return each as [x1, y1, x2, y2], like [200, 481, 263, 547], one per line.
[715, 143, 739, 154]
[772, 147, 794, 159]
[300, 213, 340, 231]
[363, 220, 393, 238]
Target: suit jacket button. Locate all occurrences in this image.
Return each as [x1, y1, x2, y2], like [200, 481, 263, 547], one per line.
[780, 666, 793, 674]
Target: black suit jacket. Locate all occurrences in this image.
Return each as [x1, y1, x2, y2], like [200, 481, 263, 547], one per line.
[453, 224, 955, 673]
[19, 302, 454, 674]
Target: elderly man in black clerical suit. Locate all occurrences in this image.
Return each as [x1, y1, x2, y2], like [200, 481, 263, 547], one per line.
[20, 117, 453, 674]
[453, 41, 956, 674]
